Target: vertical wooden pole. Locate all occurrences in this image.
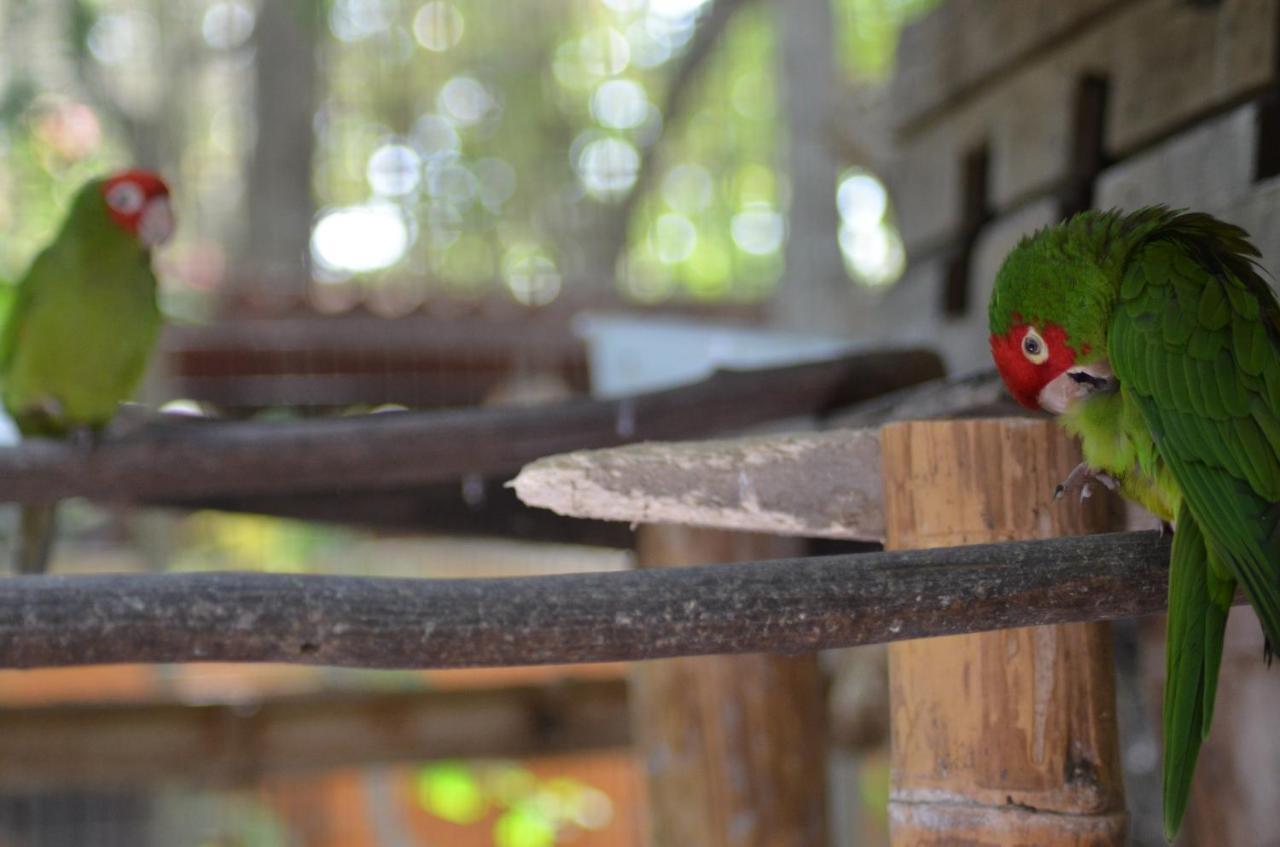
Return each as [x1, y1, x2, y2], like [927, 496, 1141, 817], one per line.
[881, 419, 1126, 846]
[632, 526, 828, 847]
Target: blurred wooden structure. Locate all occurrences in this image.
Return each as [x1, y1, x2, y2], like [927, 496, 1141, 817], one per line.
[0, 677, 628, 788]
[632, 527, 827, 847]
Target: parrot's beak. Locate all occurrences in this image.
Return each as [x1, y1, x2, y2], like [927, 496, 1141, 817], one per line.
[1038, 361, 1115, 414]
[138, 197, 175, 248]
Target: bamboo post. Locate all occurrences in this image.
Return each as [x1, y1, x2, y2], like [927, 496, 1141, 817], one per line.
[631, 526, 828, 847]
[881, 419, 1127, 845]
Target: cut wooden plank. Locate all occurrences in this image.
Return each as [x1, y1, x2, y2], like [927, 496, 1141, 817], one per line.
[511, 373, 1028, 539]
[0, 530, 1189, 670]
[882, 419, 1126, 845]
[511, 429, 885, 541]
[0, 679, 628, 788]
[632, 528, 827, 847]
[0, 349, 943, 504]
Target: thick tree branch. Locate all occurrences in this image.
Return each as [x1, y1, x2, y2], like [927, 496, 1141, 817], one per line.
[0, 531, 1181, 670]
[0, 349, 942, 504]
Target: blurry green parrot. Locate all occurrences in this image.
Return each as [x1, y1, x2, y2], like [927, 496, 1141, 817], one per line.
[1, 169, 173, 574]
[988, 207, 1280, 841]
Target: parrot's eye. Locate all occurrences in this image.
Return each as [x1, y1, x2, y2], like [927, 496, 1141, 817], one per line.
[105, 182, 145, 216]
[1022, 328, 1049, 364]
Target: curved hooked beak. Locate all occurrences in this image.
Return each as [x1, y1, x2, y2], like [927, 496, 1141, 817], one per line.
[138, 196, 175, 248]
[1038, 361, 1116, 414]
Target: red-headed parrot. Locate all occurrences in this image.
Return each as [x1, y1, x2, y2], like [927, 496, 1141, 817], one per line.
[1, 169, 173, 574]
[988, 207, 1279, 841]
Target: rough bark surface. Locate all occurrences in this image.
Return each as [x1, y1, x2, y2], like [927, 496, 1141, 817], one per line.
[0, 530, 1183, 670]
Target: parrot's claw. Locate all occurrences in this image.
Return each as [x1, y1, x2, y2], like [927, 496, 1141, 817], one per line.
[1053, 462, 1118, 503]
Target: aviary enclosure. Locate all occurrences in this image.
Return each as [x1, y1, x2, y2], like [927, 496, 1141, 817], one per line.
[0, 0, 1276, 845]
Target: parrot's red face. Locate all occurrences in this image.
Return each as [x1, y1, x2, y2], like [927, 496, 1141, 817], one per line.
[101, 170, 174, 248]
[990, 317, 1095, 412]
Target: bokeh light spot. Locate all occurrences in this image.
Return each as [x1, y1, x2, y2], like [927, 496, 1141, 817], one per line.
[311, 203, 411, 274]
[438, 76, 493, 127]
[591, 79, 649, 130]
[731, 205, 785, 256]
[837, 170, 888, 228]
[412, 2, 464, 52]
[840, 221, 905, 288]
[662, 163, 714, 214]
[575, 136, 640, 199]
[503, 249, 562, 306]
[201, 2, 255, 50]
[367, 143, 422, 197]
[579, 27, 631, 76]
[652, 213, 697, 264]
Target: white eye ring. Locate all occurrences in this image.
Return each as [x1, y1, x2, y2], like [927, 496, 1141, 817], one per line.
[1022, 327, 1049, 364]
[106, 182, 145, 215]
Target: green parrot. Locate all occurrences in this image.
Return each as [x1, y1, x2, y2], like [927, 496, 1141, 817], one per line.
[1, 169, 174, 574]
[988, 207, 1280, 841]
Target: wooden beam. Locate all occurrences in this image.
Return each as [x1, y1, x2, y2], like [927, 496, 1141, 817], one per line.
[0, 531, 1184, 670]
[512, 429, 885, 541]
[510, 374, 1021, 542]
[0, 679, 628, 788]
[0, 349, 943, 504]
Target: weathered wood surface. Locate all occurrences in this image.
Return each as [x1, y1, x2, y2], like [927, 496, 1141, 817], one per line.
[632, 528, 827, 847]
[0, 678, 627, 788]
[891, 0, 1126, 130]
[887, 0, 1278, 255]
[0, 530, 1190, 670]
[511, 372, 1027, 540]
[511, 429, 885, 540]
[0, 349, 942, 504]
[883, 419, 1127, 846]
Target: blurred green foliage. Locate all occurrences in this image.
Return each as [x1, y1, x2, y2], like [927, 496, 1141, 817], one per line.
[0, 0, 933, 308]
[416, 761, 615, 846]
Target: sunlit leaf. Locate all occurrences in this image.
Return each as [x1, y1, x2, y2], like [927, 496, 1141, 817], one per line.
[416, 762, 488, 825]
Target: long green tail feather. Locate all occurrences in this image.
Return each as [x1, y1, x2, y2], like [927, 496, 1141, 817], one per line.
[1162, 507, 1230, 842]
[15, 503, 57, 575]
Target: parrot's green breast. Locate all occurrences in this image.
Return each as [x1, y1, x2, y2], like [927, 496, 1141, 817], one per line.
[0, 186, 161, 435]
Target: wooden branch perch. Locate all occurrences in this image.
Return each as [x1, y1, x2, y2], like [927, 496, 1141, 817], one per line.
[0, 531, 1180, 670]
[0, 349, 941, 504]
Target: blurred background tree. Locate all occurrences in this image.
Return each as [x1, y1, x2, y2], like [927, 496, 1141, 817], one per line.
[0, 0, 936, 323]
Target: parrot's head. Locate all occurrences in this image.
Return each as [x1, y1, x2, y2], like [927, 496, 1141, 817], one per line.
[988, 214, 1120, 414]
[99, 170, 174, 249]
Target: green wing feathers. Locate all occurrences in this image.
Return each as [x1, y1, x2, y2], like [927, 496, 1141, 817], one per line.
[1111, 233, 1280, 648]
[1159, 506, 1228, 841]
[1110, 222, 1280, 840]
